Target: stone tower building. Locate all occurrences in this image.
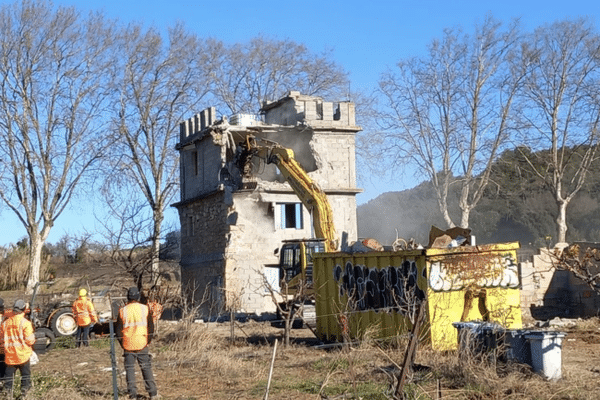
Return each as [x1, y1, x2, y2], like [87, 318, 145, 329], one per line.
[173, 91, 361, 317]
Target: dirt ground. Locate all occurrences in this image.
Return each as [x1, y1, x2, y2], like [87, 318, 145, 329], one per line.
[33, 319, 330, 400]
[561, 326, 600, 383]
[6, 259, 600, 399]
[27, 317, 600, 400]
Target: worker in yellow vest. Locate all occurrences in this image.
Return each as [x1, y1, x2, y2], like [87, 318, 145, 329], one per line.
[116, 287, 158, 400]
[0, 299, 36, 398]
[72, 288, 98, 347]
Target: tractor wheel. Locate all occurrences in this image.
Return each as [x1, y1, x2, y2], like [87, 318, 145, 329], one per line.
[34, 328, 56, 354]
[50, 308, 78, 337]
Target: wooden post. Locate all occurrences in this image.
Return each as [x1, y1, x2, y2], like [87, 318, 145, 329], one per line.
[109, 319, 119, 400]
[264, 339, 278, 400]
[394, 299, 427, 399]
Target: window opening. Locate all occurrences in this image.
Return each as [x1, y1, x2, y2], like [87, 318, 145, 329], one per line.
[277, 203, 303, 229]
[192, 150, 198, 175]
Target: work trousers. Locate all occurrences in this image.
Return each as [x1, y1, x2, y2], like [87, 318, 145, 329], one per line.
[76, 324, 91, 347]
[0, 353, 5, 381]
[3, 360, 31, 396]
[123, 346, 157, 398]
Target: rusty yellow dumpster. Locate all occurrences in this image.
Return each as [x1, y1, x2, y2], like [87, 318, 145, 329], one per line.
[314, 242, 521, 350]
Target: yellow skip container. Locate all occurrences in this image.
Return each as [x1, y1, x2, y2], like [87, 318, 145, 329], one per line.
[313, 242, 522, 350]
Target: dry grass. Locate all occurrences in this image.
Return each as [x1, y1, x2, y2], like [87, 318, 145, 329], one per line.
[409, 333, 600, 400]
[25, 317, 600, 399]
[159, 321, 247, 377]
[0, 246, 51, 291]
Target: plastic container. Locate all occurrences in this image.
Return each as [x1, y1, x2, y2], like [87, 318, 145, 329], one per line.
[453, 322, 482, 353]
[504, 329, 531, 365]
[524, 331, 567, 380]
[479, 323, 505, 352]
[452, 321, 504, 354]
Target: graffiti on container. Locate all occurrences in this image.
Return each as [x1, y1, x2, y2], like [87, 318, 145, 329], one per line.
[332, 259, 426, 315]
[428, 253, 519, 292]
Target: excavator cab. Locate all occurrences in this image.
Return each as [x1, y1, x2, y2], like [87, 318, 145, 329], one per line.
[279, 239, 326, 295]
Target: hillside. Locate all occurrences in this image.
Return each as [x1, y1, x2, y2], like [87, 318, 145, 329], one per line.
[358, 149, 600, 248]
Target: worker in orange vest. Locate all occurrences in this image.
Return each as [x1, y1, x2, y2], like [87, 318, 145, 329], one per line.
[116, 287, 158, 400]
[72, 288, 98, 348]
[0, 299, 36, 397]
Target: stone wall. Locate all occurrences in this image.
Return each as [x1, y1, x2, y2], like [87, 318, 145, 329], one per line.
[520, 245, 600, 320]
[177, 106, 229, 201]
[179, 135, 225, 200]
[262, 91, 356, 128]
[178, 190, 231, 316]
[309, 133, 357, 189]
[223, 193, 288, 314]
[179, 107, 216, 143]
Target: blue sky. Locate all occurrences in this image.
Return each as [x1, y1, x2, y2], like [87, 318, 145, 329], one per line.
[1, 0, 599, 246]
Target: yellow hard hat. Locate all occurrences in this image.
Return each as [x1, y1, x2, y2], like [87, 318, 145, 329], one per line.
[79, 288, 87, 297]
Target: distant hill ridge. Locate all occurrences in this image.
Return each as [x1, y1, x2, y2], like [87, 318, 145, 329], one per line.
[358, 149, 600, 249]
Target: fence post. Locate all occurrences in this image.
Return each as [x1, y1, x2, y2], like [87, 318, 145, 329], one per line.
[109, 319, 119, 400]
[394, 299, 428, 399]
[264, 338, 278, 400]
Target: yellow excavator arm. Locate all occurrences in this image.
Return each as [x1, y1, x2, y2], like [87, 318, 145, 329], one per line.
[240, 136, 338, 252]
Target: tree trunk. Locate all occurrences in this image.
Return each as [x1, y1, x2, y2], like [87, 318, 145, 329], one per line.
[151, 209, 163, 285]
[151, 235, 161, 284]
[459, 205, 472, 230]
[437, 191, 455, 228]
[284, 313, 291, 348]
[442, 207, 455, 229]
[25, 232, 44, 294]
[556, 199, 569, 244]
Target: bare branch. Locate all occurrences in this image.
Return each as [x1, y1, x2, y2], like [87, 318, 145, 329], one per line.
[374, 17, 524, 229]
[518, 18, 600, 242]
[0, 1, 116, 292]
[205, 36, 349, 115]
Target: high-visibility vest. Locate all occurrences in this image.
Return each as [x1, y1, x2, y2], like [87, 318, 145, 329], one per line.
[119, 302, 149, 351]
[1, 310, 15, 321]
[0, 310, 15, 355]
[72, 296, 98, 326]
[1, 313, 35, 365]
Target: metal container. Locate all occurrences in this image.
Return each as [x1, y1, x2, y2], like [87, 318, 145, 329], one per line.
[313, 242, 522, 350]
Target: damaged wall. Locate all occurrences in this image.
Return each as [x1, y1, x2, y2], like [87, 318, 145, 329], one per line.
[174, 91, 362, 316]
[520, 244, 600, 319]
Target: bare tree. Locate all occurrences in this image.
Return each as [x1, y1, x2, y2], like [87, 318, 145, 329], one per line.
[517, 18, 600, 243]
[260, 270, 310, 348]
[107, 23, 209, 281]
[96, 196, 155, 289]
[0, 0, 115, 293]
[47, 234, 75, 264]
[376, 16, 525, 229]
[205, 36, 350, 115]
[553, 244, 600, 293]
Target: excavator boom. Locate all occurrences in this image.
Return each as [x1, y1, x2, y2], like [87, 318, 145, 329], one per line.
[240, 136, 337, 252]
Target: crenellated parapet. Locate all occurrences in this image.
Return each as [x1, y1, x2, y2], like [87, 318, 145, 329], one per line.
[179, 106, 216, 143]
[261, 91, 359, 130]
[178, 92, 359, 147]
